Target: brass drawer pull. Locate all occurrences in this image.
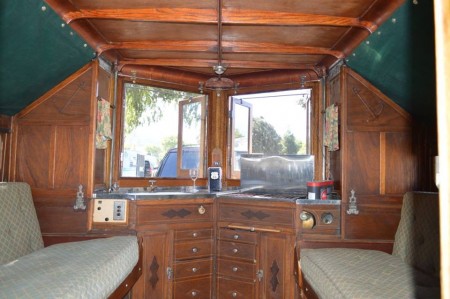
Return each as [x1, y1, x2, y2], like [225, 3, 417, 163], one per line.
[191, 291, 198, 297]
[192, 232, 198, 237]
[198, 205, 206, 215]
[232, 266, 238, 272]
[227, 224, 281, 233]
[232, 248, 238, 254]
[232, 291, 238, 298]
[192, 247, 198, 253]
[233, 234, 239, 239]
[192, 267, 198, 272]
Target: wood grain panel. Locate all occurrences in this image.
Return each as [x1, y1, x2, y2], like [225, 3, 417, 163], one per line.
[345, 70, 411, 131]
[15, 125, 52, 188]
[345, 131, 380, 195]
[343, 202, 401, 240]
[36, 205, 88, 233]
[384, 132, 416, 194]
[54, 126, 90, 189]
[18, 67, 92, 124]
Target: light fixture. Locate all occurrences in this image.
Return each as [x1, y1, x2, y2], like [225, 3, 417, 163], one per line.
[198, 65, 239, 97]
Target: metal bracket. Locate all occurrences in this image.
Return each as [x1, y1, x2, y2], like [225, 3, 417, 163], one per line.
[73, 184, 86, 210]
[346, 189, 359, 215]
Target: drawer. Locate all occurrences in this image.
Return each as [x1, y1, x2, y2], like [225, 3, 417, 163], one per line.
[175, 228, 213, 241]
[218, 258, 256, 280]
[218, 203, 294, 227]
[174, 258, 212, 279]
[217, 277, 255, 299]
[174, 276, 212, 299]
[219, 228, 257, 244]
[218, 240, 256, 261]
[175, 239, 213, 260]
[137, 203, 213, 225]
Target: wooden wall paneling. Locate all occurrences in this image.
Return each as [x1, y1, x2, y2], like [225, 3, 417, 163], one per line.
[10, 62, 96, 235]
[383, 132, 416, 194]
[15, 125, 53, 188]
[53, 125, 90, 189]
[338, 66, 416, 242]
[0, 115, 12, 181]
[345, 131, 380, 196]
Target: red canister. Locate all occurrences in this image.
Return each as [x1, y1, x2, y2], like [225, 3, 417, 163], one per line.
[307, 180, 333, 200]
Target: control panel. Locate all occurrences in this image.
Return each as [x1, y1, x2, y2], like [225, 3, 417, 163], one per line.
[93, 199, 128, 223]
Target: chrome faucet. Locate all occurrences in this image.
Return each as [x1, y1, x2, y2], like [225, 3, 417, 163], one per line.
[148, 180, 157, 192]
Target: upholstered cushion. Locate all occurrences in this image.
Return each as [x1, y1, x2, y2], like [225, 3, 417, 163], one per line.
[392, 191, 440, 277]
[0, 182, 44, 265]
[301, 248, 440, 299]
[0, 236, 139, 299]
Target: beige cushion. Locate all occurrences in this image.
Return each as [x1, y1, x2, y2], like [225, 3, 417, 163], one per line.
[392, 191, 440, 277]
[301, 248, 440, 299]
[0, 182, 44, 265]
[300, 191, 440, 298]
[0, 236, 139, 299]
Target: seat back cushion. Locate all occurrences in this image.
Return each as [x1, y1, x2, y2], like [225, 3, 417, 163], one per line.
[392, 191, 439, 277]
[0, 182, 44, 264]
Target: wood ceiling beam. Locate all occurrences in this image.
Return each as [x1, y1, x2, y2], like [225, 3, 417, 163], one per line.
[62, 8, 217, 24]
[222, 9, 377, 32]
[98, 41, 217, 55]
[222, 41, 344, 59]
[52, 5, 375, 32]
[118, 58, 316, 71]
[98, 40, 343, 59]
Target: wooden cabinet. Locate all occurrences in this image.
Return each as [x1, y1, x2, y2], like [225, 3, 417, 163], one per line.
[132, 198, 214, 299]
[216, 198, 296, 299]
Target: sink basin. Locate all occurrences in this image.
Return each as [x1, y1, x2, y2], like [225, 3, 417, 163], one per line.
[127, 191, 189, 196]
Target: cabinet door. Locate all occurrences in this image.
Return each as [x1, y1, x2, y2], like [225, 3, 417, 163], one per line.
[258, 233, 295, 299]
[133, 231, 173, 299]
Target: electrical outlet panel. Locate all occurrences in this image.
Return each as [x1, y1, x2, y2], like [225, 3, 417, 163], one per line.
[93, 199, 128, 223]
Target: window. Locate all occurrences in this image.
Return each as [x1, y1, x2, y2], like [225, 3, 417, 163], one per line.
[120, 83, 207, 178]
[229, 89, 311, 179]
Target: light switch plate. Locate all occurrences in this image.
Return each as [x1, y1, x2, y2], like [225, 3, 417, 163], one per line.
[93, 199, 128, 223]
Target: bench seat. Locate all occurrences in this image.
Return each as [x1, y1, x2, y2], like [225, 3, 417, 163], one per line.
[0, 235, 139, 299]
[299, 191, 440, 299]
[301, 247, 440, 298]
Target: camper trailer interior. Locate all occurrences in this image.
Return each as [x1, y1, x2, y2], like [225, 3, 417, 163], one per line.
[1, 0, 449, 298]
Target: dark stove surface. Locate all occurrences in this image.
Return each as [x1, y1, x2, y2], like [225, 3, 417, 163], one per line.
[224, 187, 308, 202]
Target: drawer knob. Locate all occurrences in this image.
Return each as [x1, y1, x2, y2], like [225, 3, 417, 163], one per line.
[232, 248, 238, 254]
[191, 291, 198, 297]
[192, 232, 198, 237]
[198, 205, 206, 215]
[233, 234, 239, 239]
[192, 267, 198, 272]
[232, 266, 238, 272]
[192, 247, 198, 253]
[232, 291, 238, 298]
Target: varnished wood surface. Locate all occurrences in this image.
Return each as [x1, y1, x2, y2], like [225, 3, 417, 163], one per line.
[44, 0, 404, 78]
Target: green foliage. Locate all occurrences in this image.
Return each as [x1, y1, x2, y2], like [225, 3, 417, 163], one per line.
[162, 136, 178, 154]
[252, 117, 282, 154]
[282, 130, 300, 154]
[124, 83, 198, 133]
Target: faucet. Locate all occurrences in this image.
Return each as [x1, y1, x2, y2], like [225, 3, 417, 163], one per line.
[148, 180, 157, 192]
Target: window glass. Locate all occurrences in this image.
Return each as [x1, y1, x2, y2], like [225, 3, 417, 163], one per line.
[121, 83, 206, 178]
[229, 89, 311, 178]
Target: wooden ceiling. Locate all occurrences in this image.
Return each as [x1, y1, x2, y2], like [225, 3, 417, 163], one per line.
[45, 0, 404, 80]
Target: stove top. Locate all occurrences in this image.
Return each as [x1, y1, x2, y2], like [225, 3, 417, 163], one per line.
[223, 187, 308, 202]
